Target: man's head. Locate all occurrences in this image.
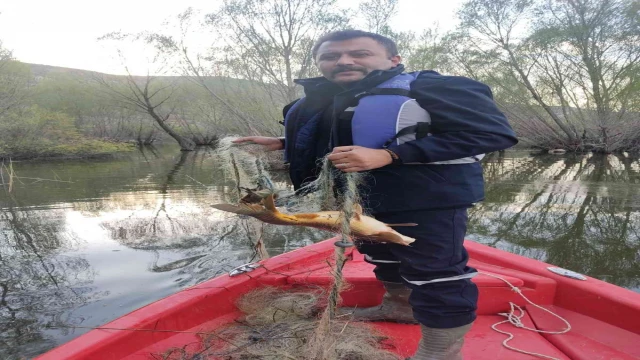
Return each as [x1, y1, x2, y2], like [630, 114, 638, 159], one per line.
[312, 30, 401, 85]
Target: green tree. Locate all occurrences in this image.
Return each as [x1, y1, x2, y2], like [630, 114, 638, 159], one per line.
[0, 42, 32, 117]
[0, 106, 130, 159]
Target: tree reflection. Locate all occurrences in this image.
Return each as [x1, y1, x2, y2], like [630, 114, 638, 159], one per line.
[0, 202, 96, 358]
[471, 153, 640, 289]
[0, 147, 331, 358]
[97, 149, 330, 287]
[100, 150, 225, 246]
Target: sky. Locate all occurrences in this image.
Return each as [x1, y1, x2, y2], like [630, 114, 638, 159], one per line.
[0, 0, 465, 75]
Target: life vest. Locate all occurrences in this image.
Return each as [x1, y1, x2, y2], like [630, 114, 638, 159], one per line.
[285, 73, 484, 165]
[283, 72, 487, 212]
[337, 72, 484, 164]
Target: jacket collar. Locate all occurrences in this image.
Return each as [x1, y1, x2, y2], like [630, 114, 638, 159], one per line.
[294, 64, 406, 99]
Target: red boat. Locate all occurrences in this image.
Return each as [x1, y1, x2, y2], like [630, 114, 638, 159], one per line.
[36, 238, 640, 360]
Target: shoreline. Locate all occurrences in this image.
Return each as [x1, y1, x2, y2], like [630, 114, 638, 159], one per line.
[2, 142, 639, 163]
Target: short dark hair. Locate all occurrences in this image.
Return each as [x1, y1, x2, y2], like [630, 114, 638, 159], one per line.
[312, 29, 399, 59]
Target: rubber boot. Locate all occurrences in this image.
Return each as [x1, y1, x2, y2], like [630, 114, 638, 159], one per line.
[409, 323, 472, 360]
[339, 281, 418, 323]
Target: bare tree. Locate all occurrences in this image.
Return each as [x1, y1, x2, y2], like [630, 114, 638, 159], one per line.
[357, 0, 424, 61]
[459, 0, 578, 144]
[122, 2, 349, 137]
[208, 0, 350, 103]
[102, 11, 288, 138]
[403, 27, 453, 72]
[457, 0, 640, 152]
[358, 0, 399, 33]
[529, 0, 640, 152]
[93, 72, 196, 151]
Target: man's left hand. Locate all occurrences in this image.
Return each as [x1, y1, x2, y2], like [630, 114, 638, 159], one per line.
[327, 146, 393, 173]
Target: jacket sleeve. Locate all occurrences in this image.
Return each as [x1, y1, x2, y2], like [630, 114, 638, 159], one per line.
[282, 99, 299, 119]
[389, 75, 518, 163]
[282, 98, 302, 163]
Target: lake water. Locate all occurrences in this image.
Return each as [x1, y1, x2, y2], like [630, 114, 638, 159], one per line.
[1, 146, 639, 359]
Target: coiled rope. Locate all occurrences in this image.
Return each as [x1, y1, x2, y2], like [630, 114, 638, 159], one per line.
[479, 271, 571, 360]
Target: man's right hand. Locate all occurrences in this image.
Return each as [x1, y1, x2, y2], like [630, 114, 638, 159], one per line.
[232, 136, 284, 151]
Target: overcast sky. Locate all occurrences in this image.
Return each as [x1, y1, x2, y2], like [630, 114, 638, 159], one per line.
[0, 0, 465, 75]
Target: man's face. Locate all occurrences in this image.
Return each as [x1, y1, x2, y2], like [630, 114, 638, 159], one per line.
[315, 37, 401, 85]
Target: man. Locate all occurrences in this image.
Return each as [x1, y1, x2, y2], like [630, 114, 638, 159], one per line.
[234, 30, 518, 360]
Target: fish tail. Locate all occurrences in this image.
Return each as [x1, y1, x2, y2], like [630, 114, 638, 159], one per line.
[211, 203, 264, 216]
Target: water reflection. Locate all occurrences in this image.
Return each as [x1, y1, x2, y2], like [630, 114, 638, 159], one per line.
[470, 152, 640, 290]
[0, 202, 98, 358]
[0, 147, 328, 359]
[0, 147, 639, 359]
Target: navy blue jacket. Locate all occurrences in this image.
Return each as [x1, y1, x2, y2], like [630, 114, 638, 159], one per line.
[283, 65, 518, 213]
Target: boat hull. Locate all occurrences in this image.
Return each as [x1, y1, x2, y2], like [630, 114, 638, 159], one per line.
[35, 238, 640, 360]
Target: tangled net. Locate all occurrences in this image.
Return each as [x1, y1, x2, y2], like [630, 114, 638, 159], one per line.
[213, 137, 281, 203]
[158, 287, 401, 360]
[156, 137, 390, 360]
[214, 136, 368, 214]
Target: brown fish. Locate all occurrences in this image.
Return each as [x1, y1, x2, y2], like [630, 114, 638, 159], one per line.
[211, 194, 416, 246]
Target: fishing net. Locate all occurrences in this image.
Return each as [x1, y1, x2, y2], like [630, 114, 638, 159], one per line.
[156, 137, 394, 360]
[157, 287, 401, 360]
[213, 136, 369, 214]
[214, 136, 366, 309]
[213, 136, 281, 204]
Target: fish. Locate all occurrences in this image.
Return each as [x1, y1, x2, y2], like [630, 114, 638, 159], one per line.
[211, 193, 416, 246]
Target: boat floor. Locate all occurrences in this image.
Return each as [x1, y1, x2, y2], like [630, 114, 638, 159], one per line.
[37, 241, 640, 360]
[132, 313, 572, 360]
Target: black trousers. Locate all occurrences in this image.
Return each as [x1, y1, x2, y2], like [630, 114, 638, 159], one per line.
[356, 207, 479, 329]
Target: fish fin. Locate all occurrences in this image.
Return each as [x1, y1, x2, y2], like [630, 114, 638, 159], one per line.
[211, 203, 262, 216]
[262, 194, 279, 213]
[386, 223, 418, 227]
[378, 231, 415, 246]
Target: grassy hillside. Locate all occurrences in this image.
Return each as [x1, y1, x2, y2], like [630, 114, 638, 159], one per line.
[0, 62, 286, 160]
